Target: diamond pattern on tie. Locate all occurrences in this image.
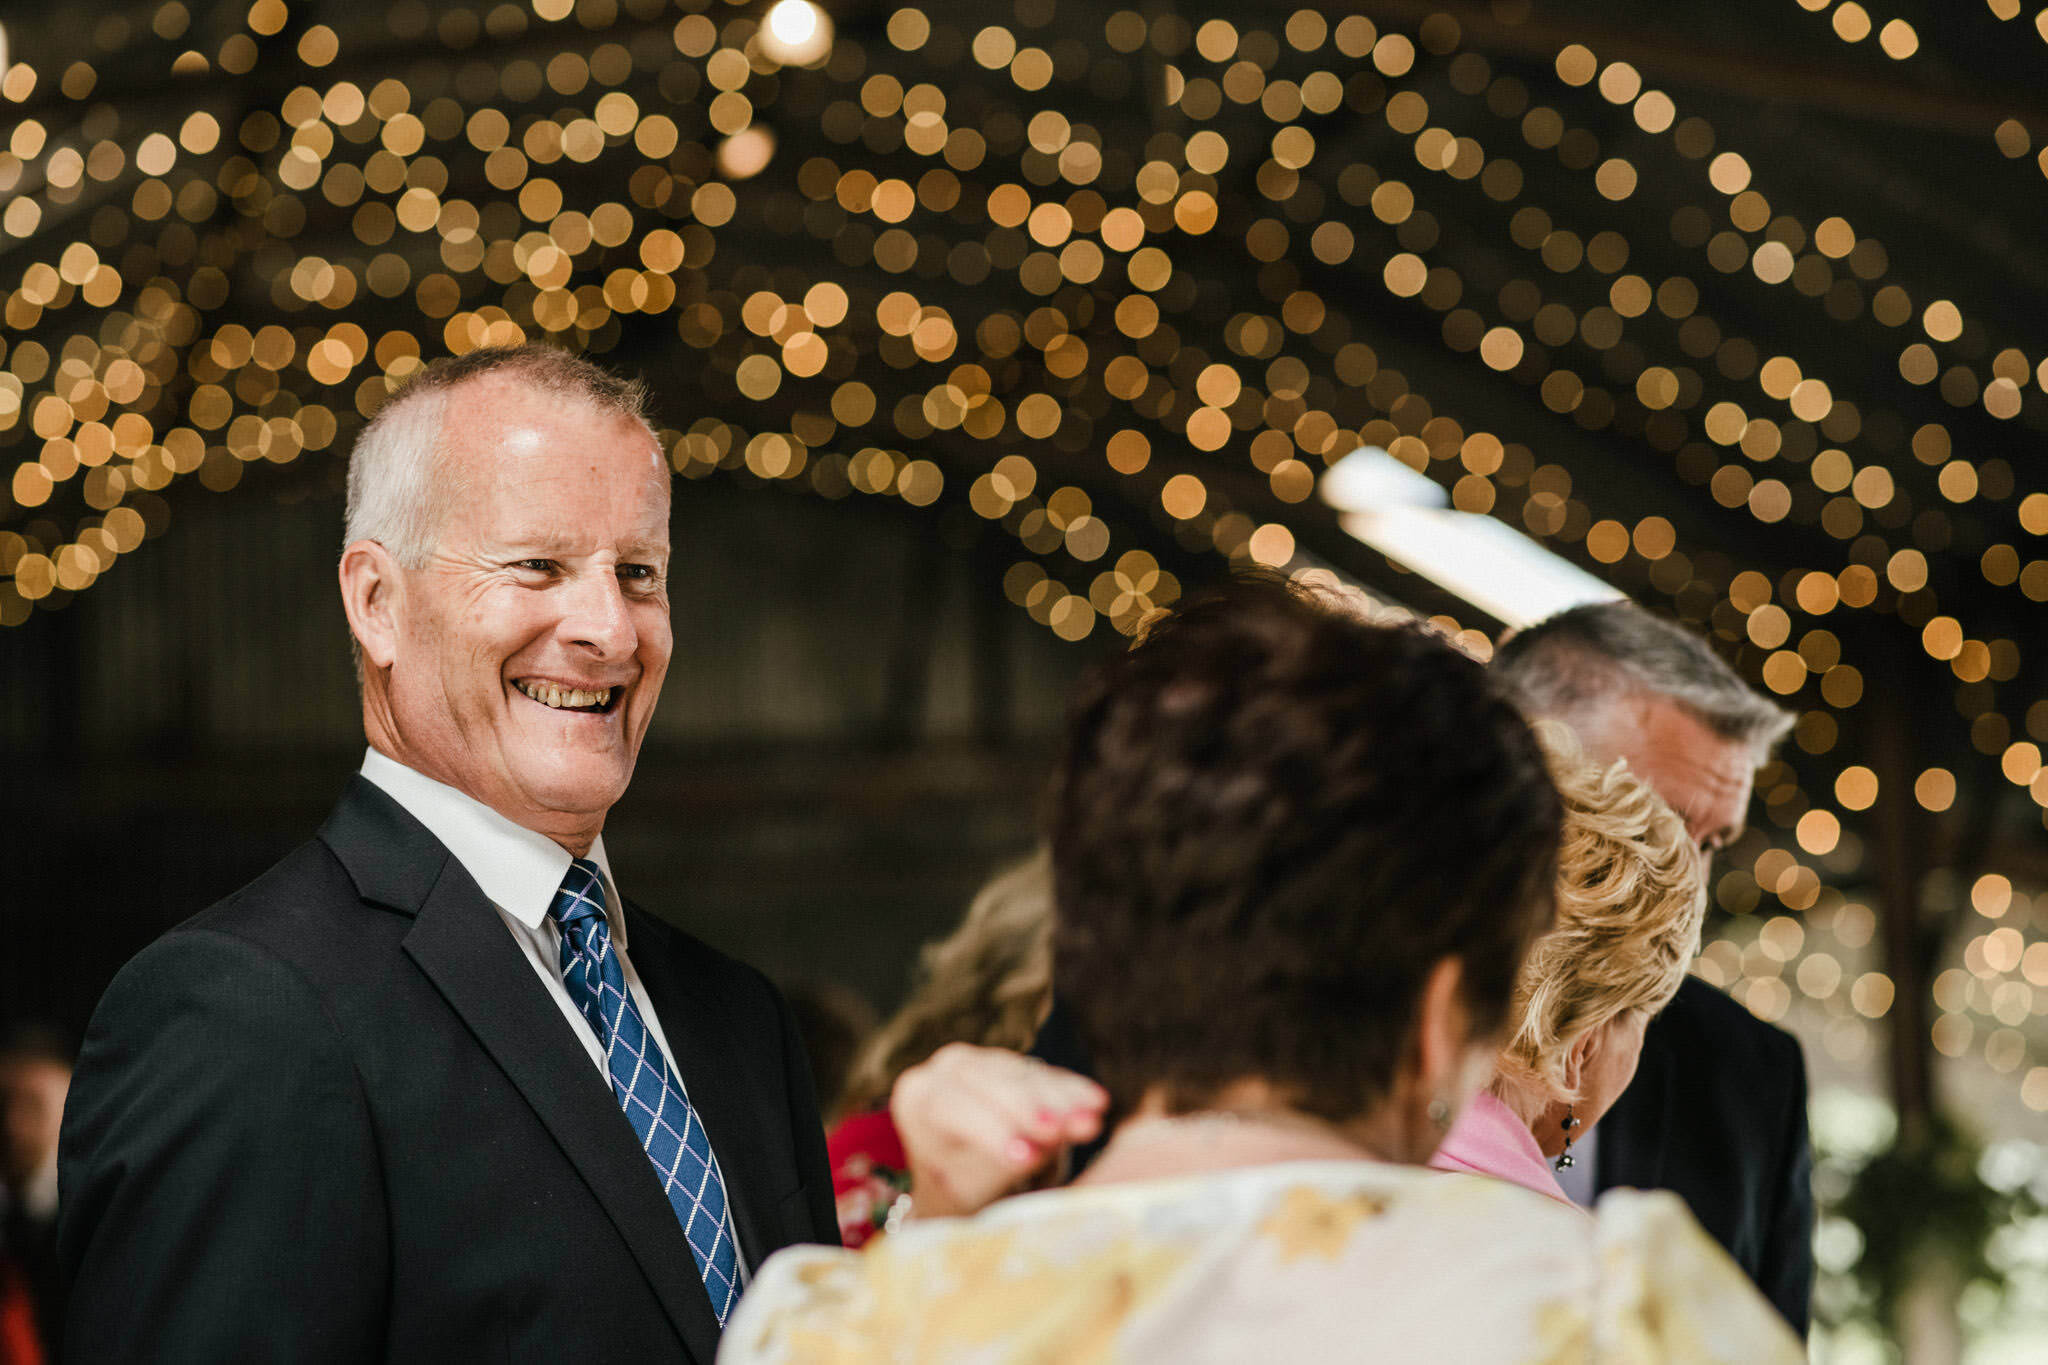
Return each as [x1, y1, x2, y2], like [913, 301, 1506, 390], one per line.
[549, 859, 741, 1325]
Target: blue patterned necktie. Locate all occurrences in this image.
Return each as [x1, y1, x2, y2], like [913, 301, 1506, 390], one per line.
[548, 858, 740, 1325]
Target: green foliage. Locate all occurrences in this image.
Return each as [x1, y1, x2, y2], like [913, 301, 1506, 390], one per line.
[1822, 1111, 2044, 1336]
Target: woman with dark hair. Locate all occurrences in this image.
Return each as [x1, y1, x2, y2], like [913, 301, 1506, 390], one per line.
[719, 582, 1800, 1363]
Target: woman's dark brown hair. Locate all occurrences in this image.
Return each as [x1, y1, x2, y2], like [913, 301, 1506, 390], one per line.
[1049, 578, 1563, 1124]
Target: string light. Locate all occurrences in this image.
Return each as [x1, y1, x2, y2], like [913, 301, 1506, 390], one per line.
[760, 1, 835, 68]
[0, 4, 2040, 1103]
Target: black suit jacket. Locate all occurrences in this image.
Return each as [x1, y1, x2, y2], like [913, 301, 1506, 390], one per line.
[57, 777, 837, 1364]
[1596, 974, 1814, 1335]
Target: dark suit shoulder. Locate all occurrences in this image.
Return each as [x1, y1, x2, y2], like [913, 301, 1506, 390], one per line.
[1657, 975, 1806, 1079]
[76, 851, 376, 1105]
[150, 835, 410, 988]
[61, 862, 391, 1365]
[176, 835, 361, 937]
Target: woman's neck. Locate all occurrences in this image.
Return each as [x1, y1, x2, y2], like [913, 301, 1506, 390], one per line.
[1073, 1082, 1392, 1189]
[1489, 1078, 1573, 1159]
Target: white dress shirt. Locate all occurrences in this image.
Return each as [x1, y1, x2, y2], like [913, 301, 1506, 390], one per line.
[359, 747, 746, 1273]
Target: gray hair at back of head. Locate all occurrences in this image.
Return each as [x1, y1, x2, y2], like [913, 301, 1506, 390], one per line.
[343, 344, 656, 568]
[1492, 600, 1792, 762]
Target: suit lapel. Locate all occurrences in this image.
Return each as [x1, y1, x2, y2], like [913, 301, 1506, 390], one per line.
[323, 779, 725, 1363]
[628, 915, 787, 1274]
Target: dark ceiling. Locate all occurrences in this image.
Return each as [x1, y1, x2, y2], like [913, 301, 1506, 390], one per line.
[0, 2, 2044, 1098]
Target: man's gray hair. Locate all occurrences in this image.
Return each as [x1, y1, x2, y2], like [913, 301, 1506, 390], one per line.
[1492, 601, 1793, 762]
[343, 344, 656, 568]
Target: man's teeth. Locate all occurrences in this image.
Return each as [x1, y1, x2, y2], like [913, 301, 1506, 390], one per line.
[515, 680, 614, 710]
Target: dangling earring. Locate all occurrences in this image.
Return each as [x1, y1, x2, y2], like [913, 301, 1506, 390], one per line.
[1554, 1108, 1579, 1172]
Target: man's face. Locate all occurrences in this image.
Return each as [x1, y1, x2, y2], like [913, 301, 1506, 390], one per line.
[1575, 692, 1756, 853]
[381, 376, 672, 837]
[0, 1058, 69, 1187]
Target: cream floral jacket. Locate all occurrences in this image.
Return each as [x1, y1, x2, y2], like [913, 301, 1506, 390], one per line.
[718, 1159, 1804, 1364]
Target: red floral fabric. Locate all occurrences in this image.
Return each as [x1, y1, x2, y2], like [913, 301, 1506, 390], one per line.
[825, 1107, 911, 1249]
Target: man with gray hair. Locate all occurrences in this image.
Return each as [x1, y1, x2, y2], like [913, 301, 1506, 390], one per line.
[1492, 600, 1812, 1335]
[57, 346, 837, 1363]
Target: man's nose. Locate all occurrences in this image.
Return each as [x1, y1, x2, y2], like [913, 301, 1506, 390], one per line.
[561, 567, 637, 657]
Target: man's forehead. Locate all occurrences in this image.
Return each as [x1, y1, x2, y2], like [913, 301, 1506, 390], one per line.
[438, 388, 666, 493]
[488, 523, 669, 553]
[1635, 695, 1755, 769]
[1565, 692, 1756, 846]
[1575, 691, 1735, 759]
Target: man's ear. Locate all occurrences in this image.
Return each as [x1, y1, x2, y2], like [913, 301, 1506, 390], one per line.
[339, 539, 404, 671]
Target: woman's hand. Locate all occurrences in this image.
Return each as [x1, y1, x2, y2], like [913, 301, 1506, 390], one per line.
[889, 1044, 1108, 1221]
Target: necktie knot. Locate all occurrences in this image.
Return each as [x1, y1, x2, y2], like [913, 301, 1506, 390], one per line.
[549, 858, 607, 934]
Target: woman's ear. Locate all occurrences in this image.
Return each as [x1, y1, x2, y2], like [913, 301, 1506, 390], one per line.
[339, 539, 404, 671]
[1414, 956, 1472, 1092]
[1561, 1025, 1598, 1094]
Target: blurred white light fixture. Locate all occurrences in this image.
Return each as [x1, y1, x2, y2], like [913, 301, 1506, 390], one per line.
[760, 0, 833, 65]
[1323, 445, 1624, 629]
[1319, 443, 1448, 512]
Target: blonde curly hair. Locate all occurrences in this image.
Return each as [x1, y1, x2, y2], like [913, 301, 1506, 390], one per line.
[1491, 722, 1707, 1112]
[836, 849, 1054, 1117]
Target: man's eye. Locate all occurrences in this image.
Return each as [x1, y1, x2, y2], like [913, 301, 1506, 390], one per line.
[619, 564, 661, 583]
[514, 559, 556, 574]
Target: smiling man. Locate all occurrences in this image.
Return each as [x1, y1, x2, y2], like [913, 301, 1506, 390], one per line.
[56, 347, 836, 1365]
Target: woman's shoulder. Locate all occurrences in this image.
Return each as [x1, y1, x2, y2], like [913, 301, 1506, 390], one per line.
[1586, 1184, 1757, 1271]
[723, 1162, 1584, 1363]
[721, 1166, 1803, 1365]
[1585, 1188, 1807, 1363]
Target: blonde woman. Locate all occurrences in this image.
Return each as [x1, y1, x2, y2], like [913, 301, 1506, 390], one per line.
[825, 849, 1053, 1246]
[1430, 725, 1708, 1203]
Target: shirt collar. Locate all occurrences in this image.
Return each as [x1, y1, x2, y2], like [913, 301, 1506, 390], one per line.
[358, 747, 626, 945]
[1447, 1090, 1572, 1205]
